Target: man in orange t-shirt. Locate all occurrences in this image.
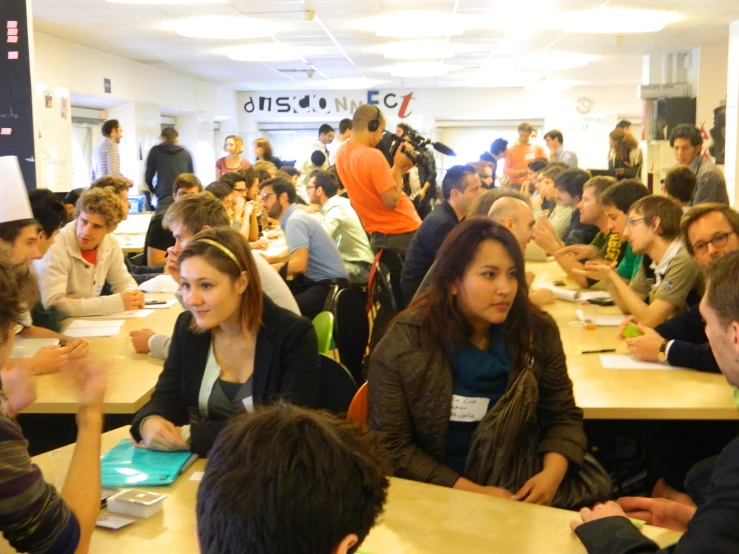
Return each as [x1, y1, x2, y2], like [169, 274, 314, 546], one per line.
[336, 105, 419, 255]
[504, 122, 547, 189]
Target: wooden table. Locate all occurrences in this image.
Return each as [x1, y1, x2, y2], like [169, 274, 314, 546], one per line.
[0, 427, 682, 554]
[529, 262, 738, 420]
[20, 294, 182, 415]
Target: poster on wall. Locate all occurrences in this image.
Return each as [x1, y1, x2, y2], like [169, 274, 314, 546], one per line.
[35, 84, 73, 192]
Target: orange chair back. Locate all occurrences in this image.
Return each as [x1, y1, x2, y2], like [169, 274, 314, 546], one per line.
[347, 381, 368, 427]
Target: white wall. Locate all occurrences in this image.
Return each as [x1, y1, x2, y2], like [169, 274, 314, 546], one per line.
[238, 86, 642, 171]
[32, 32, 239, 190]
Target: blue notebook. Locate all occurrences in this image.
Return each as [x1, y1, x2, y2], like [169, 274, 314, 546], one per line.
[100, 440, 198, 487]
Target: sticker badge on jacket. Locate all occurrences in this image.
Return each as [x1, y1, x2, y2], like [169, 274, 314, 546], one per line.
[450, 395, 490, 423]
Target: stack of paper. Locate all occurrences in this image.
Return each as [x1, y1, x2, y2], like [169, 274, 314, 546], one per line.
[65, 320, 125, 338]
[9, 338, 60, 359]
[600, 354, 683, 370]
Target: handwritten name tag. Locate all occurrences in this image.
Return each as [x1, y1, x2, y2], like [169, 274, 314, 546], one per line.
[450, 395, 490, 423]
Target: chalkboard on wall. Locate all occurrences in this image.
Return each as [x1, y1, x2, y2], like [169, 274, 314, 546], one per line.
[0, 0, 36, 189]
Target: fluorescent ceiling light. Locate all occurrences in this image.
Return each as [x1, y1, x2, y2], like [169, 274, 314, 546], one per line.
[109, 0, 227, 3]
[161, 16, 288, 39]
[524, 78, 580, 91]
[305, 77, 380, 90]
[521, 52, 595, 71]
[352, 11, 477, 38]
[565, 8, 682, 34]
[365, 40, 485, 60]
[377, 62, 461, 78]
[216, 43, 317, 62]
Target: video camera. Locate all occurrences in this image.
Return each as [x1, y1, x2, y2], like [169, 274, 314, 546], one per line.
[377, 129, 456, 166]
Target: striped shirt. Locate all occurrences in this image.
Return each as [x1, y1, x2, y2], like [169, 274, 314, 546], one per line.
[91, 138, 126, 181]
[0, 402, 80, 553]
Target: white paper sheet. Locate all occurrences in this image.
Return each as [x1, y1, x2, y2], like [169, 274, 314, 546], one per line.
[84, 310, 153, 319]
[9, 338, 60, 359]
[65, 320, 124, 337]
[600, 354, 681, 370]
[143, 299, 177, 309]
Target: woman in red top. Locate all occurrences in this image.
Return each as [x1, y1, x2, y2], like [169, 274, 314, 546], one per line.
[216, 135, 250, 179]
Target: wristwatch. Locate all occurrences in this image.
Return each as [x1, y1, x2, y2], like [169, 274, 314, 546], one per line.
[658, 339, 669, 362]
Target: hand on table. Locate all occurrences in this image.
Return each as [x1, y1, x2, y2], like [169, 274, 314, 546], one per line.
[29, 345, 68, 375]
[0, 363, 37, 415]
[249, 239, 268, 250]
[553, 244, 600, 261]
[616, 496, 696, 532]
[570, 501, 628, 530]
[130, 329, 155, 354]
[60, 337, 89, 360]
[622, 323, 665, 362]
[511, 468, 564, 505]
[121, 290, 145, 311]
[529, 288, 556, 306]
[139, 416, 189, 451]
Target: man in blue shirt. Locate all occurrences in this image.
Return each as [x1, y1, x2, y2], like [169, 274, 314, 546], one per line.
[260, 177, 349, 320]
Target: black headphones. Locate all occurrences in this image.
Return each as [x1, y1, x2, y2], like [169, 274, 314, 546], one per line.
[368, 106, 381, 132]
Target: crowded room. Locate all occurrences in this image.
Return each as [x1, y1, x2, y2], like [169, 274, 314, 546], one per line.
[2, 0, 739, 552]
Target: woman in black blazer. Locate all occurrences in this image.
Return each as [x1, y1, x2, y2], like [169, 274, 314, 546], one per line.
[130, 228, 319, 456]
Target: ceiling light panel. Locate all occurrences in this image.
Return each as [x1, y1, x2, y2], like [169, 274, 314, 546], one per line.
[108, 0, 228, 3]
[161, 16, 289, 39]
[352, 11, 480, 38]
[216, 43, 319, 62]
[377, 62, 463, 78]
[365, 40, 489, 60]
[563, 8, 683, 34]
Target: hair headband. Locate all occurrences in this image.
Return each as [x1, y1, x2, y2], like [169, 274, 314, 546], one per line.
[196, 238, 242, 270]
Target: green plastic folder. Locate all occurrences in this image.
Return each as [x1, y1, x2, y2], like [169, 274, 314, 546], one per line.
[100, 440, 197, 487]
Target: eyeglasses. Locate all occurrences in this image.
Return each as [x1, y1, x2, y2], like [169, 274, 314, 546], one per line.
[306, 185, 316, 190]
[692, 231, 736, 255]
[624, 217, 648, 228]
[233, 188, 247, 195]
[261, 192, 275, 201]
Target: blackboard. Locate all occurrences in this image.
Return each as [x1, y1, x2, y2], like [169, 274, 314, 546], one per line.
[0, 0, 36, 189]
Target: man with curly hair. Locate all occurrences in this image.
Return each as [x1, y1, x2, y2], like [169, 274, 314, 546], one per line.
[35, 188, 144, 317]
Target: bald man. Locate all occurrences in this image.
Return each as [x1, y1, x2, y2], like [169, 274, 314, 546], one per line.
[488, 197, 555, 306]
[335, 104, 419, 255]
[488, 197, 535, 252]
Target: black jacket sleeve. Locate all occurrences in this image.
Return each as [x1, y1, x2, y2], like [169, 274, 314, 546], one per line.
[655, 306, 718, 373]
[275, 317, 320, 408]
[145, 147, 156, 189]
[577, 438, 739, 554]
[575, 517, 663, 554]
[130, 312, 191, 441]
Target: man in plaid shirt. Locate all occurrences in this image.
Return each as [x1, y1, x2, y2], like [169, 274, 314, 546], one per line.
[90, 119, 133, 185]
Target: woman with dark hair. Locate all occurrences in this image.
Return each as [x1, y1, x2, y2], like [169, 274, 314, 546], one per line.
[253, 138, 282, 167]
[130, 227, 320, 456]
[608, 129, 643, 179]
[368, 218, 610, 509]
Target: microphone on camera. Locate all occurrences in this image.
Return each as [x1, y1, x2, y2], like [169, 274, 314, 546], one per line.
[431, 142, 457, 157]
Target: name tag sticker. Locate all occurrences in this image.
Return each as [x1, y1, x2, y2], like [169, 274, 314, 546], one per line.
[450, 395, 490, 423]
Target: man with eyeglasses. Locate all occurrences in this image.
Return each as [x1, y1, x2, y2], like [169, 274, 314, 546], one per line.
[617, 203, 739, 372]
[584, 196, 704, 328]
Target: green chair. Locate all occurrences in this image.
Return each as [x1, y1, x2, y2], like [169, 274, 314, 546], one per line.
[312, 311, 334, 355]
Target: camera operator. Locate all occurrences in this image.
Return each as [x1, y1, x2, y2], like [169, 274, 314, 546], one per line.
[335, 105, 419, 255]
[396, 124, 437, 220]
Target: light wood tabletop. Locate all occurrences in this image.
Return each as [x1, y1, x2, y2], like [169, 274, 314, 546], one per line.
[0, 427, 682, 554]
[20, 294, 182, 414]
[529, 261, 738, 420]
